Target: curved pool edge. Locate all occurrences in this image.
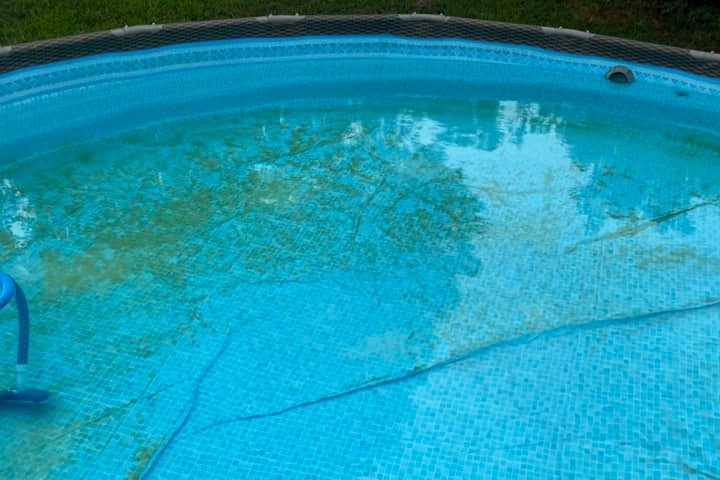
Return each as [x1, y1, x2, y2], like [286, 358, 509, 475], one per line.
[1, 14, 719, 78]
[2, 32, 719, 165]
[2, 16, 720, 480]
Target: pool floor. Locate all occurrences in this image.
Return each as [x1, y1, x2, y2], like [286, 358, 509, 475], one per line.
[1, 98, 719, 479]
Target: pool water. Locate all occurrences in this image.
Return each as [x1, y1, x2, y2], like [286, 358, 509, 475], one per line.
[1, 36, 719, 479]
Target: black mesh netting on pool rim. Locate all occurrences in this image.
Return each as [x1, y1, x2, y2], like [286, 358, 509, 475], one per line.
[1, 15, 719, 77]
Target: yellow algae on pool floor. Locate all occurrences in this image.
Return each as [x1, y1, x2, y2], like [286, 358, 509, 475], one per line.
[1, 100, 719, 477]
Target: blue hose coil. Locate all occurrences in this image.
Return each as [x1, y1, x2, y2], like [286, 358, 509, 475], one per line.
[0, 270, 30, 365]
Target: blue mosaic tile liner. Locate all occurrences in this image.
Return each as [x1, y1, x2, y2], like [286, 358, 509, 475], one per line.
[0, 35, 719, 479]
[143, 306, 720, 480]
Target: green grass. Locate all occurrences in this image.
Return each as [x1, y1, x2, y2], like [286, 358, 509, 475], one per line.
[1, 0, 719, 50]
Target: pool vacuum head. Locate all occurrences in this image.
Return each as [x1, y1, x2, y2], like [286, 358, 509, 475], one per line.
[0, 386, 50, 404]
[0, 271, 50, 405]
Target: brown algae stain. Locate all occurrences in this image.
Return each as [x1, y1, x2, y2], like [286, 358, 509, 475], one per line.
[634, 245, 720, 270]
[127, 440, 165, 480]
[0, 408, 78, 478]
[1, 107, 488, 474]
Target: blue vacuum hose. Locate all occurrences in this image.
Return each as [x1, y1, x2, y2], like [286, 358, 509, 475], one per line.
[0, 271, 49, 404]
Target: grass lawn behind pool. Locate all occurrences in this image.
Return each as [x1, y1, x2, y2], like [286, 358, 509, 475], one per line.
[0, 0, 719, 50]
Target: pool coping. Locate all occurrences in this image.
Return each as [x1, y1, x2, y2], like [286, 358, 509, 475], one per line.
[1, 14, 719, 78]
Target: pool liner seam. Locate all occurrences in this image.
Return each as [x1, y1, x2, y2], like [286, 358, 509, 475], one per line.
[565, 196, 720, 253]
[140, 325, 234, 479]
[166, 299, 720, 438]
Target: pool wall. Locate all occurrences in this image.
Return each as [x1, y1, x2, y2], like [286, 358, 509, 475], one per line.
[2, 34, 719, 165]
[2, 14, 720, 78]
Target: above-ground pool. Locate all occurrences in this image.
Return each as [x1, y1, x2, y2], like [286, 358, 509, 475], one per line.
[1, 21, 719, 479]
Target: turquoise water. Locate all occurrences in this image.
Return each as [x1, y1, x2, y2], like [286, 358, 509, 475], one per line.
[1, 36, 719, 478]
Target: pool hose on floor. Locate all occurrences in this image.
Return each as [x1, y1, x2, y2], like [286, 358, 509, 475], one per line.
[0, 270, 49, 404]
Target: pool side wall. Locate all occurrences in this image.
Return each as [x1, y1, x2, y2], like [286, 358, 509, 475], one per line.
[1, 15, 719, 78]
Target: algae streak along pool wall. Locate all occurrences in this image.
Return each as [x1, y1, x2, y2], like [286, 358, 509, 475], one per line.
[0, 30, 720, 479]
